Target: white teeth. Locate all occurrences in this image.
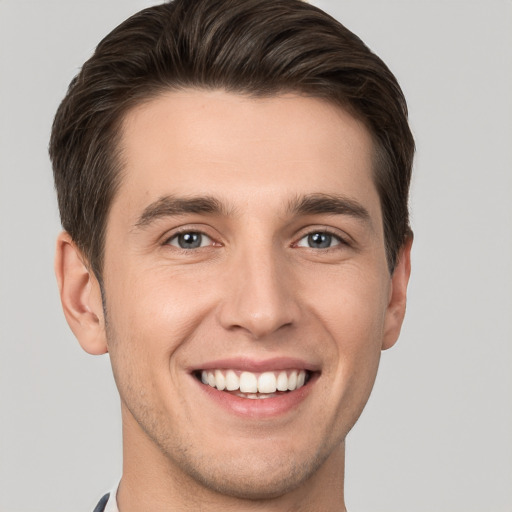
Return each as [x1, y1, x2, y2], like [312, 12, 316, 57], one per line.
[287, 370, 298, 391]
[240, 372, 258, 393]
[237, 392, 278, 399]
[277, 372, 288, 391]
[258, 372, 277, 393]
[276, 371, 288, 391]
[214, 369, 226, 391]
[297, 370, 306, 388]
[201, 369, 308, 395]
[225, 369, 239, 391]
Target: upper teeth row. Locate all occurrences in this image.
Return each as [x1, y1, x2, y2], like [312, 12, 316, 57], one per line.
[201, 369, 307, 393]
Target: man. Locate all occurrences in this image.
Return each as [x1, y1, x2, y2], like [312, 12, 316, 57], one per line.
[49, 0, 414, 510]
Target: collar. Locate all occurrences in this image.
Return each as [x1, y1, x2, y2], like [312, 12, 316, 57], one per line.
[103, 481, 120, 512]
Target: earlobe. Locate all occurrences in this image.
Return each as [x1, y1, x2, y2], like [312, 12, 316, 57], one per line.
[382, 236, 413, 350]
[54, 232, 108, 355]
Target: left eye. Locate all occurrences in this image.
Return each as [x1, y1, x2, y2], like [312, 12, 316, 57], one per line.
[296, 232, 342, 249]
[167, 232, 212, 249]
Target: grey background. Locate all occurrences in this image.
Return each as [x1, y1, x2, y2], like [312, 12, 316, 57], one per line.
[1, 1, 511, 511]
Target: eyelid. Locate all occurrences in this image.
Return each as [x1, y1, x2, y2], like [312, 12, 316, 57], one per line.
[166, 232, 213, 248]
[293, 227, 351, 249]
[161, 225, 220, 248]
[159, 224, 352, 250]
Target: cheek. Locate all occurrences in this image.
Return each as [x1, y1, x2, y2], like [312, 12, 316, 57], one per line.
[104, 266, 217, 382]
[108, 266, 204, 339]
[306, 262, 389, 342]
[307, 265, 389, 401]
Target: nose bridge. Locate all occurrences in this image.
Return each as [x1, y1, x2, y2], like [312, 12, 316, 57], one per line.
[218, 238, 297, 338]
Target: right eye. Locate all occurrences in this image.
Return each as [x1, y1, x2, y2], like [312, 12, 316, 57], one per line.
[166, 232, 213, 249]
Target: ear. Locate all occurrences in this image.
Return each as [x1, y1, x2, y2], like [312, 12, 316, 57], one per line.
[382, 235, 413, 350]
[54, 232, 108, 355]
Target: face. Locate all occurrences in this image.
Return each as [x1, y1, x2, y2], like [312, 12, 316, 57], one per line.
[94, 90, 407, 499]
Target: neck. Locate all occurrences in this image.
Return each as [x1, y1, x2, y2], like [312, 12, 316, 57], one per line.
[118, 409, 347, 512]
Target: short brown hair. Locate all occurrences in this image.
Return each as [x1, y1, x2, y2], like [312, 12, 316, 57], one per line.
[49, 0, 414, 276]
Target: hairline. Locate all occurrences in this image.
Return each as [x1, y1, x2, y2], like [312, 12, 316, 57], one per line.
[89, 85, 395, 279]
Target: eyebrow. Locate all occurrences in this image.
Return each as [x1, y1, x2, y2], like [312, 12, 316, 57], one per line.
[287, 193, 372, 227]
[134, 192, 372, 230]
[134, 195, 232, 229]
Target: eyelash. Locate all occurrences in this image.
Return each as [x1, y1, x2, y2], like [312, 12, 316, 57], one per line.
[164, 229, 215, 250]
[294, 230, 349, 250]
[163, 227, 349, 251]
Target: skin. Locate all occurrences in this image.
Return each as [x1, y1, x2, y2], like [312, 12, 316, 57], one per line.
[55, 90, 412, 512]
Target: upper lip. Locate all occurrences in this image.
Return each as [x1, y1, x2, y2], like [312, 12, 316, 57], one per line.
[189, 356, 320, 373]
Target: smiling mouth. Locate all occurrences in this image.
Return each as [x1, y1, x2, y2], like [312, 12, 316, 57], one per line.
[194, 369, 311, 399]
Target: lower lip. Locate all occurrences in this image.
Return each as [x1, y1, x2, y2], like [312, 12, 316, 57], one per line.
[195, 375, 316, 418]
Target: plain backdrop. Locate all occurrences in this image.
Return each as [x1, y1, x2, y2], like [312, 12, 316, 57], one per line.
[1, 1, 511, 511]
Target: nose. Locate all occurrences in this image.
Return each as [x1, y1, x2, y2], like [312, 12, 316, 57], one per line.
[217, 243, 299, 339]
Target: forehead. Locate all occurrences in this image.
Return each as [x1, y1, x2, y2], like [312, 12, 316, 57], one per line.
[113, 89, 380, 224]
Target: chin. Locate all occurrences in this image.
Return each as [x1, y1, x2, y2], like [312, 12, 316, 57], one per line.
[182, 456, 317, 500]
[164, 436, 337, 502]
